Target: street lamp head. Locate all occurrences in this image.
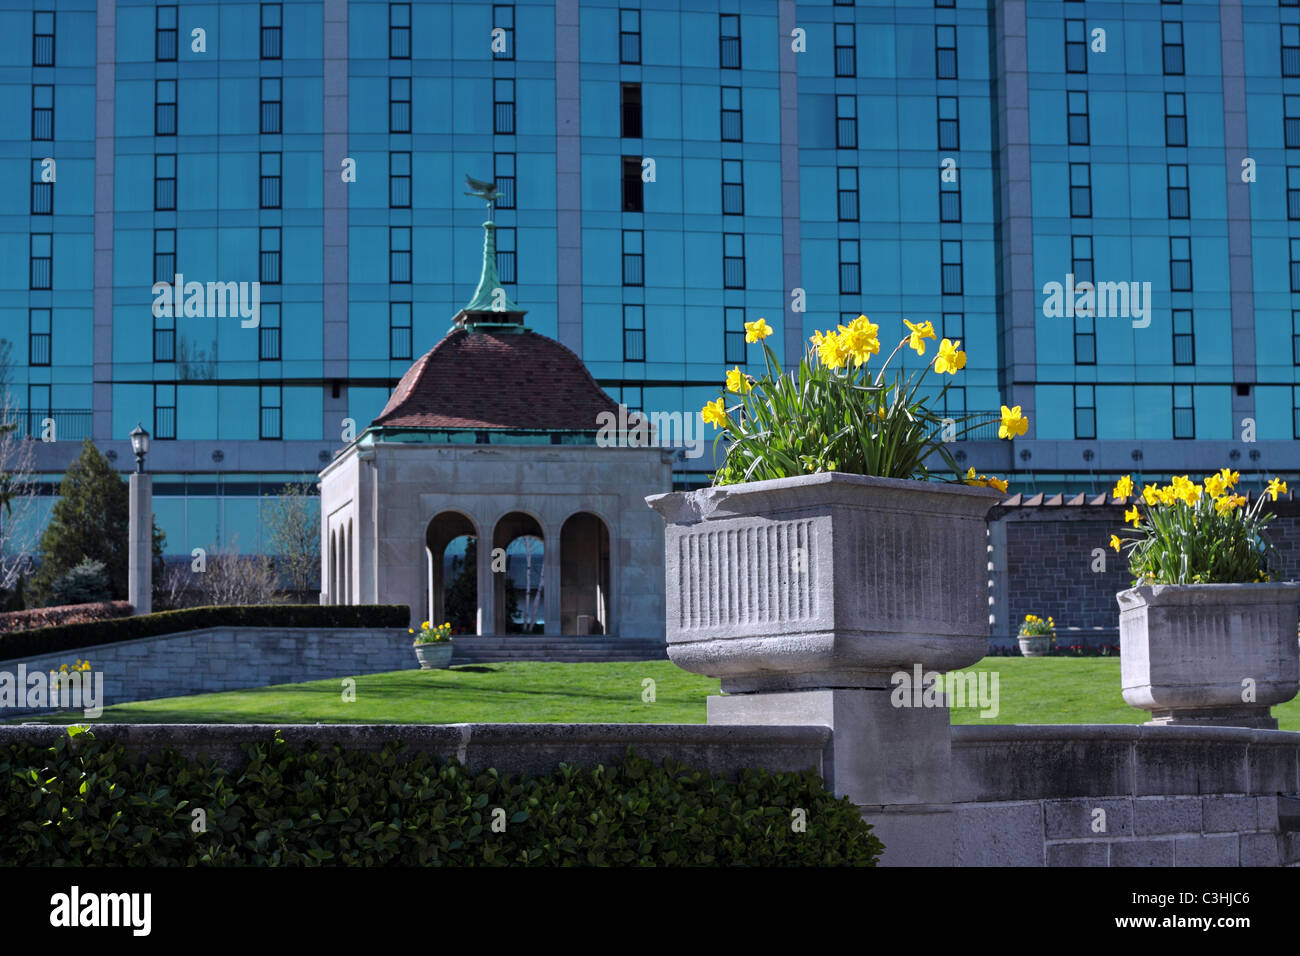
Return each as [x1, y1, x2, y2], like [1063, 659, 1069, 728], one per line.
[130, 422, 150, 472]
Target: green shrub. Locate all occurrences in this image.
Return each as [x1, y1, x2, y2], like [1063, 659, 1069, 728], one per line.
[0, 731, 883, 866]
[0, 604, 410, 662]
[0, 600, 132, 634]
[49, 559, 112, 606]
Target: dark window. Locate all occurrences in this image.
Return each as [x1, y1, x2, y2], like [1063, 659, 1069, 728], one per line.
[390, 77, 411, 134]
[1162, 22, 1184, 75]
[837, 95, 857, 149]
[839, 239, 860, 295]
[1170, 236, 1192, 292]
[721, 86, 742, 141]
[941, 239, 962, 294]
[623, 230, 643, 286]
[1287, 95, 1300, 149]
[1165, 92, 1187, 147]
[935, 0, 954, 7]
[1172, 385, 1194, 439]
[30, 233, 51, 290]
[623, 304, 645, 362]
[1173, 309, 1195, 365]
[32, 84, 53, 140]
[261, 227, 281, 284]
[1067, 91, 1089, 145]
[260, 151, 281, 208]
[28, 308, 51, 367]
[33, 11, 54, 67]
[154, 229, 175, 284]
[1294, 386, 1300, 439]
[1072, 235, 1094, 285]
[937, 96, 959, 150]
[155, 153, 177, 210]
[622, 156, 644, 212]
[1289, 166, 1300, 219]
[260, 384, 282, 440]
[723, 233, 745, 288]
[1065, 19, 1086, 73]
[1167, 164, 1189, 219]
[1292, 238, 1300, 293]
[621, 83, 642, 138]
[261, 78, 281, 134]
[1284, 24, 1300, 76]
[154, 384, 176, 440]
[261, 3, 282, 59]
[1075, 385, 1096, 440]
[494, 152, 516, 209]
[156, 5, 177, 61]
[1075, 310, 1095, 365]
[154, 307, 175, 362]
[836, 24, 856, 77]
[27, 386, 50, 432]
[390, 3, 411, 59]
[941, 312, 964, 341]
[494, 78, 514, 134]
[389, 227, 410, 283]
[1070, 162, 1091, 217]
[493, 5, 515, 60]
[620, 9, 640, 65]
[259, 303, 281, 361]
[496, 226, 516, 284]
[935, 25, 956, 79]
[719, 14, 740, 69]
[724, 307, 746, 364]
[838, 166, 859, 221]
[1293, 310, 1300, 365]
[722, 159, 744, 215]
[31, 159, 52, 215]
[155, 80, 176, 136]
[939, 177, 960, 222]
[389, 302, 412, 360]
[389, 151, 411, 208]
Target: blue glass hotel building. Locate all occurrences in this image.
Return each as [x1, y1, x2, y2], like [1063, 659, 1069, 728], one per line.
[1, 0, 1298, 558]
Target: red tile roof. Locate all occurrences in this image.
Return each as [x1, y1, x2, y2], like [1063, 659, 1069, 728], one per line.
[371, 327, 621, 430]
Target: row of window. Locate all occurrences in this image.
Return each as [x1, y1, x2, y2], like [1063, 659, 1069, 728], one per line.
[832, 96, 959, 151]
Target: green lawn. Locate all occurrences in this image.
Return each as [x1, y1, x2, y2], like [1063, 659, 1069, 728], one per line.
[13, 658, 1300, 730]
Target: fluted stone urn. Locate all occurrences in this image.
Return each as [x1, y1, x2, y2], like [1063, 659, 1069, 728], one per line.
[646, 472, 1004, 693]
[1118, 583, 1300, 729]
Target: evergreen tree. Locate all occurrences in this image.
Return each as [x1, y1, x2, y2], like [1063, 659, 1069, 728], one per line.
[31, 439, 166, 606]
[443, 537, 519, 634]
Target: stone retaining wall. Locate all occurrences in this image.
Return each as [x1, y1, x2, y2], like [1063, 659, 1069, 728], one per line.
[1, 627, 411, 716]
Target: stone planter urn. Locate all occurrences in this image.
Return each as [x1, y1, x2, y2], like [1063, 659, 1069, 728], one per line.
[646, 471, 1003, 693]
[1118, 583, 1300, 729]
[414, 641, 454, 670]
[1017, 635, 1051, 657]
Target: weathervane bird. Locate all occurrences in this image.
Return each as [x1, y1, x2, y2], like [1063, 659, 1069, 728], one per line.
[464, 174, 501, 208]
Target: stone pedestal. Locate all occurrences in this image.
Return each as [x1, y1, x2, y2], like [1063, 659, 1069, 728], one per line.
[128, 473, 152, 615]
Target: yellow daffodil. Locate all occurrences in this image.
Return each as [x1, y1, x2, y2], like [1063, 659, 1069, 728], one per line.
[934, 338, 967, 375]
[903, 319, 936, 355]
[1204, 473, 1227, 498]
[1109, 534, 1122, 552]
[964, 466, 986, 487]
[1125, 507, 1140, 527]
[1218, 467, 1239, 488]
[725, 366, 753, 394]
[813, 329, 849, 369]
[1213, 494, 1241, 516]
[999, 405, 1028, 440]
[701, 397, 727, 428]
[1268, 477, 1288, 501]
[1157, 485, 1178, 506]
[986, 475, 1009, 493]
[1112, 475, 1133, 500]
[744, 318, 773, 343]
[839, 315, 880, 367]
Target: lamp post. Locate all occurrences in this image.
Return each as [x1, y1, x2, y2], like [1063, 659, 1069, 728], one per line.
[127, 423, 152, 615]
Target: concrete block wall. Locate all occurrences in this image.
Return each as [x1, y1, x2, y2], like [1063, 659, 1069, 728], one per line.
[2, 626, 412, 716]
[950, 725, 1300, 866]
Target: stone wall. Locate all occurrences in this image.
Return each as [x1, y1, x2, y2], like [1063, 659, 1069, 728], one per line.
[989, 502, 1300, 646]
[2, 627, 411, 717]
[951, 725, 1300, 866]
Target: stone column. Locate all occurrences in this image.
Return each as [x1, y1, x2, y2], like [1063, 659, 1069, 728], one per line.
[543, 520, 561, 636]
[127, 473, 152, 615]
[476, 533, 495, 636]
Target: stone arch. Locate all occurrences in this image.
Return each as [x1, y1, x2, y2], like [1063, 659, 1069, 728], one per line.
[427, 510, 478, 634]
[345, 519, 353, 604]
[493, 511, 545, 634]
[560, 512, 611, 635]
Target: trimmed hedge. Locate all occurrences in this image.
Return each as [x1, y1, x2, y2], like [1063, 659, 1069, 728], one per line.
[0, 731, 883, 866]
[0, 604, 410, 662]
[0, 600, 133, 635]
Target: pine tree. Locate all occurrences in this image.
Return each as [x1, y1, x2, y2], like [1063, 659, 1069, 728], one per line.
[31, 439, 166, 606]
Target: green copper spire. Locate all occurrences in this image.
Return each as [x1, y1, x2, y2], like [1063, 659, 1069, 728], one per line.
[458, 221, 524, 316]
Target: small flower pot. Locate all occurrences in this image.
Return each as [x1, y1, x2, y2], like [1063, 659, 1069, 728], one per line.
[1017, 635, 1052, 657]
[1118, 582, 1300, 729]
[413, 641, 454, 670]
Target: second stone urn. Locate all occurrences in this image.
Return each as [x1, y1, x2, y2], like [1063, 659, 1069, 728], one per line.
[646, 471, 1003, 690]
